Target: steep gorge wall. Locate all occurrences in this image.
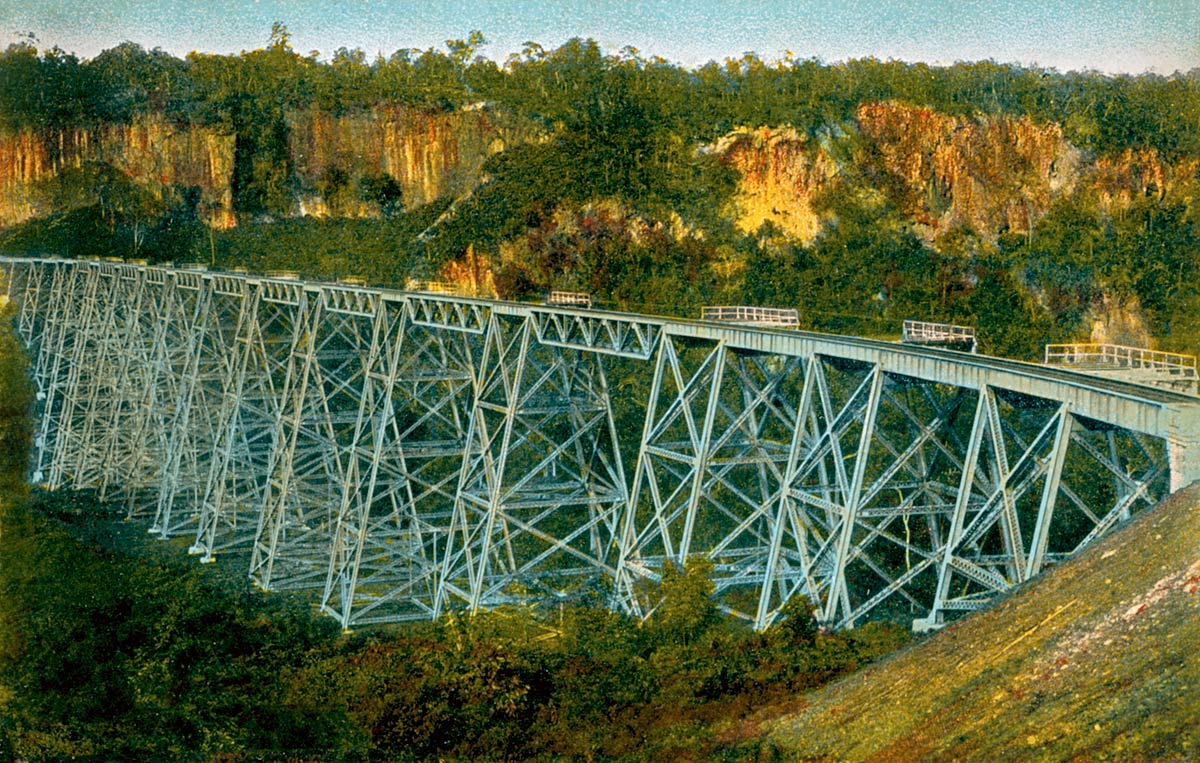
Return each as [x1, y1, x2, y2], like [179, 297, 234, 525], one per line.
[0, 118, 236, 228]
[717, 101, 1195, 248]
[0, 107, 536, 229]
[288, 105, 536, 217]
[855, 101, 1079, 240]
[711, 126, 837, 243]
[711, 104, 1081, 245]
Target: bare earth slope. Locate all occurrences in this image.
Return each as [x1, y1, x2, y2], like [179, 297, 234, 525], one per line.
[768, 483, 1200, 762]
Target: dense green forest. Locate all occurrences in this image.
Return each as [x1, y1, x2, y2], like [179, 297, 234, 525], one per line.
[1, 30, 1199, 357]
[3, 27, 1196, 158]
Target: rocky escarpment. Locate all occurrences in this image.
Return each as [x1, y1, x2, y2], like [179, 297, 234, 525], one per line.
[0, 117, 236, 228]
[710, 103, 1082, 245]
[709, 126, 837, 243]
[287, 105, 536, 218]
[0, 106, 537, 228]
[854, 101, 1080, 240]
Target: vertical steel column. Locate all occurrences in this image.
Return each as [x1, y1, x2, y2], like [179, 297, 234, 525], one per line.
[921, 388, 990, 629]
[116, 266, 190, 516]
[17, 260, 51, 349]
[29, 261, 75, 482]
[1023, 407, 1072, 580]
[822, 365, 883, 626]
[191, 280, 272, 560]
[613, 335, 727, 616]
[328, 311, 479, 624]
[754, 355, 823, 629]
[95, 263, 151, 501]
[151, 272, 220, 537]
[250, 285, 327, 589]
[321, 295, 399, 627]
[437, 311, 629, 615]
[63, 264, 136, 491]
[47, 262, 111, 489]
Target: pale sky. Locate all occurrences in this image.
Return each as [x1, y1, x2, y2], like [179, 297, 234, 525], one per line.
[2, 0, 1198, 75]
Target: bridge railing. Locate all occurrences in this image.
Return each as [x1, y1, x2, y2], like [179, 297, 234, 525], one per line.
[902, 320, 977, 350]
[545, 290, 593, 308]
[700, 305, 800, 327]
[404, 279, 461, 295]
[1045, 343, 1198, 379]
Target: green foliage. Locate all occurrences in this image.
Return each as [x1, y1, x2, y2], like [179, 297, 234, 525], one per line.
[651, 557, 720, 647]
[0, 492, 908, 762]
[4, 33, 1199, 359]
[0, 43, 96, 131]
[770, 594, 819, 645]
[4, 34, 1198, 161]
[86, 42, 195, 123]
[208, 206, 443, 285]
[0, 496, 355, 760]
[0, 308, 31, 492]
[359, 172, 405, 217]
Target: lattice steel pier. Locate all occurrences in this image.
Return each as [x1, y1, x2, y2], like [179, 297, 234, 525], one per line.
[5, 256, 1200, 632]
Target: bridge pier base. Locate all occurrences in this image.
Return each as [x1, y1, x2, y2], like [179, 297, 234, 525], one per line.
[1168, 409, 1200, 492]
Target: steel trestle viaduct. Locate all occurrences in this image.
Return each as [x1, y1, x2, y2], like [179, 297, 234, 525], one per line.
[5, 256, 1200, 631]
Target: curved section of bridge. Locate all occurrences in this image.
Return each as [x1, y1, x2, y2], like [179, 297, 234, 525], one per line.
[5, 256, 1200, 631]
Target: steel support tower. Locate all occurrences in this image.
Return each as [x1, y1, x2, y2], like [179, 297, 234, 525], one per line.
[5, 256, 1200, 632]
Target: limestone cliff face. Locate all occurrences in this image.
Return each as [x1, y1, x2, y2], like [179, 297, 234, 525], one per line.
[0, 106, 532, 229]
[710, 104, 1081, 247]
[288, 105, 529, 217]
[855, 101, 1078, 241]
[710, 126, 837, 243]
[1090, 147, 1178, 212]
[0, 117, 236, 228]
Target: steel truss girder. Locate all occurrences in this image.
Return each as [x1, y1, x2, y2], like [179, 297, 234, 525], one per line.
[4, 258, 1188, 632]
[151, 279, 247, 536]
[112, 267, 208, 517]
[32, 263, 90, 484]
[190, 285, 287, 560]
[436, 311, 629, 615]
[528, 307, 662, 359]
[321, 307, 479, 627]
[250, 288, 353, 590]
[615, 337, 807, 623]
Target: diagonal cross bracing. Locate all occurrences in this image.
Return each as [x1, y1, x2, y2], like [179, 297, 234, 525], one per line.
[436, 311, 629, 615]
[6, 256, 1200, 632]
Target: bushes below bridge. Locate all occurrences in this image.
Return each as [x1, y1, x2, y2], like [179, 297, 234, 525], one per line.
[0, 495, 908, 762]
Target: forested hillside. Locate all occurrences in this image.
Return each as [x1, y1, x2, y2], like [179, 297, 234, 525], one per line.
[1, 28, 1198, 358]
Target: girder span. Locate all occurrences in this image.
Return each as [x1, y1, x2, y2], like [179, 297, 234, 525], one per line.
[5, 256, 1200, 632]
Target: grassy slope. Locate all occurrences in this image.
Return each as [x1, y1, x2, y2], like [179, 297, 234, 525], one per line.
[763, 484, 1200, 762]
